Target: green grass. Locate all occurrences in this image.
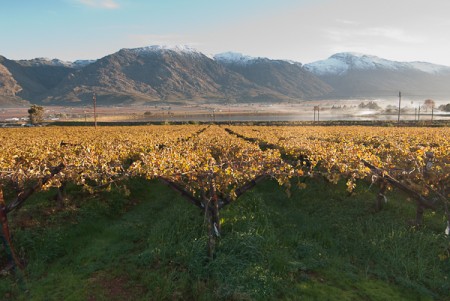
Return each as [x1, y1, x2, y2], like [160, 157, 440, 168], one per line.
[0, 178, 449, 300]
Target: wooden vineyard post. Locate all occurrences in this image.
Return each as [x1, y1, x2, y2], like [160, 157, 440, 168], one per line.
[206, 172, 220, 259]
[0, 187, 24, 270]
[55, 182, 67, 209]
[443, 194, 450, 236]
[206, 206, 214, 259]
[209, 172, 220, 235]
[201, 188, 215, 259]
[376, 180, 387, 211]
[413, 151, 434, 227]
[414, 205, 425, 227]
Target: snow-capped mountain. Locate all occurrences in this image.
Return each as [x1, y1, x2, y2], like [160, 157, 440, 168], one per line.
[124, 45, 204, 57]
[17, 58, 74, 68]
[37, 45, 297, 104]
[305, 52, 450, 76]
[305, 52, 450, 99]
[215, 52, 303, 67]
[214, 52, 261, 65]
[29, 46, 330, 104]
[215, 52, 331, 99]
[16, 58, 95, 69]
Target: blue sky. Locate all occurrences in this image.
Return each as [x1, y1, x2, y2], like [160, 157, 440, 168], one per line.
[2, 0, 450, 65]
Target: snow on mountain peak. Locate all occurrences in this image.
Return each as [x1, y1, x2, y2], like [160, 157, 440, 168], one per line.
[305, 52, 450, 75]
[17, 57, 73, 67]
[128, 45, 203, 56]
[330, 52, 367, 59]
[214, 52, 259, 64]
[15, 57, 95, 69]
[305, 52, 400, 75]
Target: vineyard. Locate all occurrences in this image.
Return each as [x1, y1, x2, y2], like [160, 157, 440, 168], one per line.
[0, 124, 449, 300]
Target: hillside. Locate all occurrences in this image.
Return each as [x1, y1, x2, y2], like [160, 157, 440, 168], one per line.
[0, 56, 28, 106]
[1, 46, 331, 106]
[305, 53, 450, 99]
[214, 52, 333, 99]
[42, 46, 286, 105]
[0, 55, 75, 106]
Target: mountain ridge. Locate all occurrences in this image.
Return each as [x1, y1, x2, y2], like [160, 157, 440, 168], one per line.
[304, 52, 450, 99]
[305, 52, 450, 76]
[2, 47, 450, 106]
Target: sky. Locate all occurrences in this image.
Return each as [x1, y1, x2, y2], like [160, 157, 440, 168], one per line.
[1, 0, 450, 65]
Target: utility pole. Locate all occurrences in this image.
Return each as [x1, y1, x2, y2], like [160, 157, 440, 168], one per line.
[93, 92, 97, 128]
[313, 106, 319, 122]
[397, 91, 401, 123]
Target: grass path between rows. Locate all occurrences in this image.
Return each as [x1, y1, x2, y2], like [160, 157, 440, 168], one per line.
[1, 178, 449, 300]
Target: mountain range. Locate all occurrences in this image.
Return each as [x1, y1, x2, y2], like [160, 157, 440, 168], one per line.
[305, 53, 450, 99]
[1, 46, 450, 107]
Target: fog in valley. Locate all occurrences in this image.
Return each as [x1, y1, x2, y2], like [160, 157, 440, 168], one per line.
[2, 97, 450, 125]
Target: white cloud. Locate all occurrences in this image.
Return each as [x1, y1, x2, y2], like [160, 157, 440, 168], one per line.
[336, 19, 359, 26]
[325, 26, 425, 44]
[365, 27, 425, 44]
[76, 0, 119, 9]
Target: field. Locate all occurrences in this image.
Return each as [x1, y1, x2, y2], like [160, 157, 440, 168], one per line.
[0, 124, 449, 300]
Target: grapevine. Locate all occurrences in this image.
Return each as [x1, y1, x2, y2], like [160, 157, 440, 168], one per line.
[0, 124, 449, 268]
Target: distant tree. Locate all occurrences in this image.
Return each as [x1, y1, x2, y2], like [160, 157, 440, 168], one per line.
[385, 105, 398, 113]
[28, 105, 44, 125]
[423, 99, 435, 112]
[358, 101, 381, 110]
[438, 103, 450, 112]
